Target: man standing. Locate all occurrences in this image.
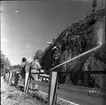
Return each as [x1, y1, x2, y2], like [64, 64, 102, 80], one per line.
[20, 58, 27, 80]
[30, 58, 41, 91]
[20, 57, 29, 87]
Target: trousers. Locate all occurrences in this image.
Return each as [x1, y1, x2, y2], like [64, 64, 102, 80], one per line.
[30, 69, 39, 90]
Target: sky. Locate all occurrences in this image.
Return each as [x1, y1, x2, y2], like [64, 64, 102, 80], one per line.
[1, 0, 104, 65]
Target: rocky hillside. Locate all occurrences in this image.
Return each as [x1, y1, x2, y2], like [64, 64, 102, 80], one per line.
[41, 8, 105, 90]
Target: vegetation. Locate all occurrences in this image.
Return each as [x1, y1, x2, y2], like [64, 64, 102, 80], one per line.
[41, 8, 105, 89]
[0, 51, 11, 75]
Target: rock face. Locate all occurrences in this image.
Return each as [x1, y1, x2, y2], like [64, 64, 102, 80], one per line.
[42, 9, 105, 89]
[83, 45, 106, 89]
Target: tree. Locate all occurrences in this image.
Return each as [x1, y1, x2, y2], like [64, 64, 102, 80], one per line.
[33, 50, 45, 63]
[0, 51, 11, 68]
[0, 51, 5, 64]
[92, 0, 98, 19]
[0, 51, 11, 75]
[33, 50, 42, 60]
[5, 58, 11, 67]
[0, 51, 5, 72]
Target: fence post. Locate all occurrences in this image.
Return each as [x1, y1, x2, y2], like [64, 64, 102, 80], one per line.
[6, 72, 10, 82]
[4, 72, 7, 81]
[24, 72, 29, 93]
[48, 71, 58, 105]
[9, 72, 13, 83]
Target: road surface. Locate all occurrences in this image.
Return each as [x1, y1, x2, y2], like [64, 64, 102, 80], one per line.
[38, 82, 106, 105]
[16, 77, 106, 105]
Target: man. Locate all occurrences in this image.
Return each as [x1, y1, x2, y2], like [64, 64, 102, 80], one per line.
[30, 58, 41, 91]
[20, 58, 27, 80]
[20, 57, 29, 87]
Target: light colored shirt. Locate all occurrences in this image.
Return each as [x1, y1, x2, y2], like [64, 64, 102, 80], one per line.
[31, 60, 41, 73]
[21, 62, 26, 68]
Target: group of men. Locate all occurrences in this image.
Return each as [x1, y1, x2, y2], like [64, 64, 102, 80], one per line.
[10, 57, 41, 91]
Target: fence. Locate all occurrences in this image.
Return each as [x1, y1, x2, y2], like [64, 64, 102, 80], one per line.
[4, 65, 106, 105]
[4, 69, 57, 105]
[4, 44, 106, 105]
